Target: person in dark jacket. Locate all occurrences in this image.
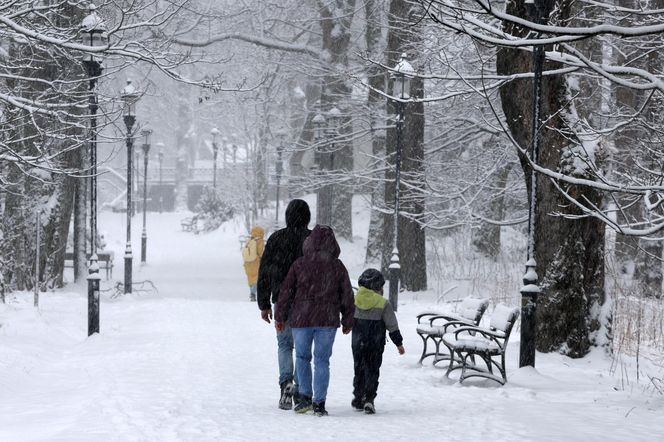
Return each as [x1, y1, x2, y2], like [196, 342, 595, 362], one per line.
[275, 225, 355, 417]
[351, 268, 404, 414]
[256, 199, 312, 410]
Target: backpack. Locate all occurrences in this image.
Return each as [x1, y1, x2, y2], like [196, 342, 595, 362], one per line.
[242, 239, 258, 263]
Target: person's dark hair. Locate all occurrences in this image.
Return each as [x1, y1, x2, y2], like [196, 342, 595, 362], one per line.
[358, 268, 385, 292]
[285, 199, 311, 229]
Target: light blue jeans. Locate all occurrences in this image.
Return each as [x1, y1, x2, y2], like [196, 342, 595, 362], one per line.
[275, 305, 296, 387]
[292, 327, 337, 403]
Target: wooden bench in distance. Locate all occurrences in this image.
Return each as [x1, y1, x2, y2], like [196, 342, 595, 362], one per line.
[64, 251, 115, 280]
[416, 297, 489, 365]
[180, 217, 198, 233]
[442, 304, 520, 385]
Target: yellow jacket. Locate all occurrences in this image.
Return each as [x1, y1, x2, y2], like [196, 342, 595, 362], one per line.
[243, 225, 265, 285]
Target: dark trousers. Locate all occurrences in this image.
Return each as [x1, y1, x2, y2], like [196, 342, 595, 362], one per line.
[352, 341, 384, 403]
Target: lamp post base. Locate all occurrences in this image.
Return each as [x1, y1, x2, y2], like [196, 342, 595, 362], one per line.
[141, 232, 147, 263]
[124, 245, 133, 294]
[389, 248, 401, 312]
[87, 254, 101, 336]
[519, 258, 540, 367]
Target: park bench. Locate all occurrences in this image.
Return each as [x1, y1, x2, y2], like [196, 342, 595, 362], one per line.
[416, 297, 489, 365]
[441, 304, 520, 385]
[64, 251, 115, 280]
[180, 217, 198, 233]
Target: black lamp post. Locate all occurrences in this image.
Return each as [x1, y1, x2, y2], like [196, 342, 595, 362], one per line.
[121, 79, 139, 294]
[156, 142, 164, 214]
[388, 53, 414, 312]
[274, 129, 287, 229]
[211, 127, 220, 189]
[519, 0, 553, 369]
[81, 3, 107, 336]
[140, 125, 152, 264]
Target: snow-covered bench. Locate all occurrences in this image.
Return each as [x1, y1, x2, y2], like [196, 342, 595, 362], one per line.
[441, 304, 520, 385]
[416, 297, 490, 365]
[180, 217, 198, 233]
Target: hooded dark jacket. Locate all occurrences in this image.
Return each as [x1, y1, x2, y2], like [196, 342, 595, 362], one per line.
[256, 200, 312, 311]
[275, 225, 355, 329]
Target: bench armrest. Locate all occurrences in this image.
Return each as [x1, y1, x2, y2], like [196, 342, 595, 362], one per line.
[416, 312, 445, 323]
[453, 326, 507, 347]
[428, 314, 467, 326]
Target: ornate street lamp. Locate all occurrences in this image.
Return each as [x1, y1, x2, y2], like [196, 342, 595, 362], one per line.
[211, 127, 220, 189]
[140, 125, 152, 264]
[388, 53, 415, 312]
[519, 0, 554, 368]
[81, 3, 107, 336]
[274, 129, 288, 229]
[156, 142, 165, 213]
[121, 79, 140, 294]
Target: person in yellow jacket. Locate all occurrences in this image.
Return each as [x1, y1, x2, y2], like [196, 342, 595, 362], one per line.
[243, 225, 265, 302]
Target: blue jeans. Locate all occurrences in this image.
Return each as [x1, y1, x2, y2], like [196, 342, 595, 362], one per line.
[275, 305, 296, 387]
[292, 327, 337, 403]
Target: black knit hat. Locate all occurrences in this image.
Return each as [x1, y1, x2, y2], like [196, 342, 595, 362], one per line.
[358, 268, 385, 292]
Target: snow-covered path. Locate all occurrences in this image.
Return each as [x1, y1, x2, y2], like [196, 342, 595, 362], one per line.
[1, 209, 662, 441]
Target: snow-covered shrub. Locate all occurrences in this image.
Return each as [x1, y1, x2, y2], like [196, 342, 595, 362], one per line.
[192, 187, 235, 232]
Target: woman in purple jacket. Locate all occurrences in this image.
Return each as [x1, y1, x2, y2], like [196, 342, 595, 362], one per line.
[275, 224, 355, 416]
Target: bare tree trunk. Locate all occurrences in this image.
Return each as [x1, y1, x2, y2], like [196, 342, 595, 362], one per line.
[497, 0, 607, 357]
[381, 0, 427, 291]
[471, 161, 513, 259]
[73, 146, 88, 281]
[175, 85, 191, 211]
[318, 0, 357, 240]
[364, 0, 387, 265]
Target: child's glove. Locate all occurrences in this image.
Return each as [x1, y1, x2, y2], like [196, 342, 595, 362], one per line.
[397, 345, 405, 355]
[275, 321, 285, 332]
[342, 326, 352, 335]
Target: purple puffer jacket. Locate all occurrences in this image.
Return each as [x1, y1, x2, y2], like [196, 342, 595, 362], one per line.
[275, 225, 355, 329]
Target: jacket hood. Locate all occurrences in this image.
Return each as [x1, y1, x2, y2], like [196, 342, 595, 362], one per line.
[303, 225, 340, 259]
[285, 199, 311, 229]
[250, 225, 264, 238]
[355, 287, 386, 310]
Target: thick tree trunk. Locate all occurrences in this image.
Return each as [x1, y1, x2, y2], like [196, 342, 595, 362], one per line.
[497, 0, 607, 357]
[364, 0, 387, 266]
[317, 1, 356, 240]
[380, 0, 427, 291]
[73, 146, 88, 281]
[471, 160, 512, 259]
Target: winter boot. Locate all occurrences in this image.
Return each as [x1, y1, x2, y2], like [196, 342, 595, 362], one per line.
[249, 294, 256, 302]
[351, 397, 364, 411]
[363, 401, 375, 415]
[294, 396, 312, 414]
[313, 401, 328, 417]
[278, 380, 294, 410]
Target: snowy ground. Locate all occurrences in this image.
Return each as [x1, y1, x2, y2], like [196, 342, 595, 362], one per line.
[1, 196, 662, 441]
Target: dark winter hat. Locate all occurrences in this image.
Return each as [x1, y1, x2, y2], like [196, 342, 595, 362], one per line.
[358, 268, 385, 292]
[285, 199, 311, 229]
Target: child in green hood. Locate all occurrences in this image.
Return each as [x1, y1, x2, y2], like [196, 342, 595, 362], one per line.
[351, 268, 405, 414]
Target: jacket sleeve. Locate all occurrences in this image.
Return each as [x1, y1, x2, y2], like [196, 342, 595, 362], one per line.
[256, 235, 275, 311]
[337, 262, 355, 329]
[275, 262, 298, 323]
[382, 301, 403, 347]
